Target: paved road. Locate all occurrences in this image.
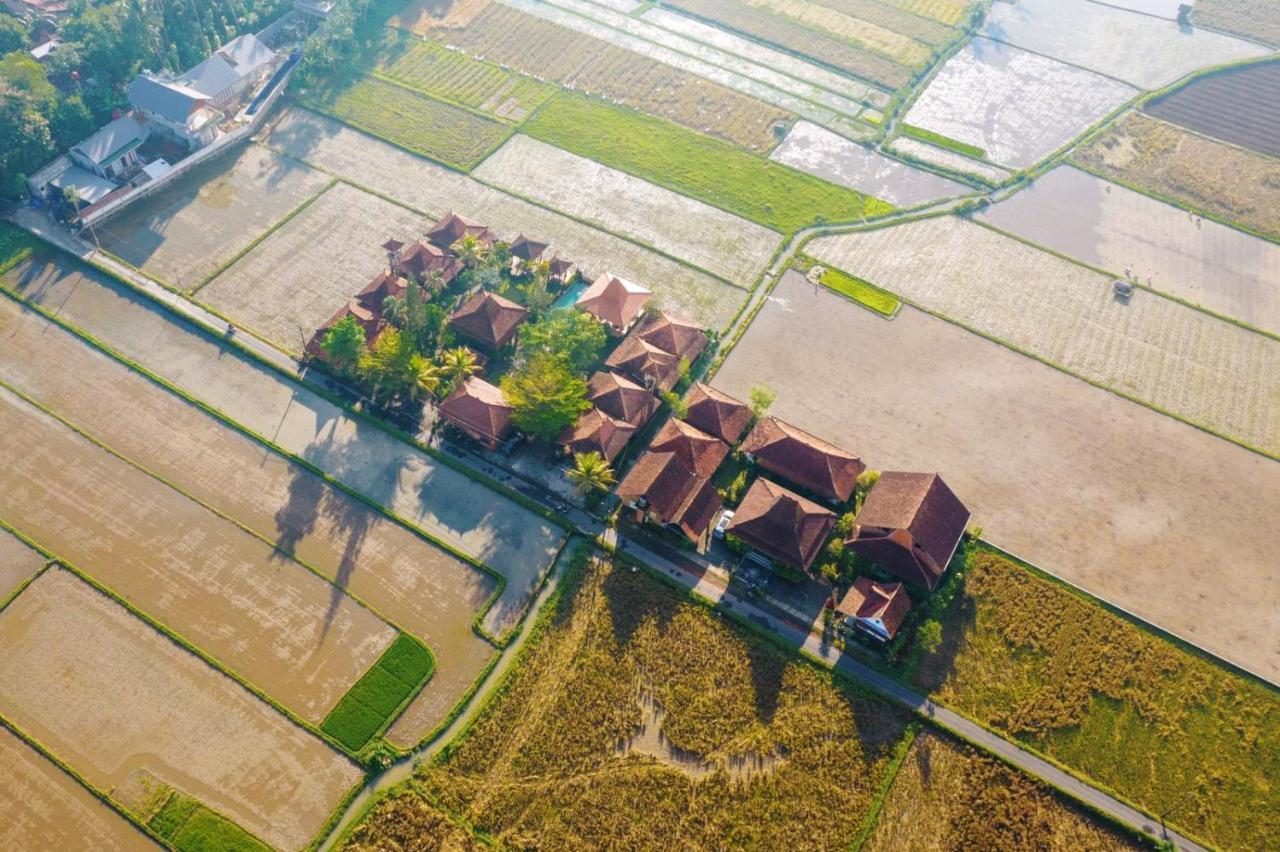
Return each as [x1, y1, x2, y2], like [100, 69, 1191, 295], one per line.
[12, 209, 1203, 852]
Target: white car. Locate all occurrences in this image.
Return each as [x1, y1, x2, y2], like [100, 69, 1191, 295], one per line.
[713, 509, 735, 540]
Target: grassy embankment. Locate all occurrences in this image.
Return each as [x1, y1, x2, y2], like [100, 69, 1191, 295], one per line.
[321, 634, 435, 752]
[522, 93, 894, 234]
[910, 549, 1280, 850]
[900, 123, 987, 160]
[342, 548, 1145, 849]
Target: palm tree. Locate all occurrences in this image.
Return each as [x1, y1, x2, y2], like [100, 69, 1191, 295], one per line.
[412, 355, 443, 400]
[568, 451, 615, 495]
[63, 186, 100, 251]
[439, 346, 478, 385]
[381, 295, 407, 328]
[451, 234, 488, 270]
[521, 259, 554, 316]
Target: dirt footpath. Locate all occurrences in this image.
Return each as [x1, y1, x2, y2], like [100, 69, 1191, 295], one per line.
[715, 271, 1280, 682]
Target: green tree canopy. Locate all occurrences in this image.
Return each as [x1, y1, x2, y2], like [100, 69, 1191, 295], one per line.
[568, 451, 615, 495]
[519, 309, 607, 375]
[501, 353, 590, 441]
[0, 13, 26, 55]
[320, 314, 366, 374]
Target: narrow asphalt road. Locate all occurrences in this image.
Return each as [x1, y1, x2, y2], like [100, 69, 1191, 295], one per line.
[11, 210, 1203, 852]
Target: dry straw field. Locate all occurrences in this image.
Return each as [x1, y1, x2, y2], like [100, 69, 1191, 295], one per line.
[0, 384, 398, 723]
[808, 215, 1280, 455]
[421, 2, 791, 151]
[199, 180, 432, 354]
[1193, 0, 1280, 47]
[865, 731, 1145, 851]
[95, 144, 330, 292]
[0, 300, 499, 743]
[0, 526, 44, 602]
[474, 134, 781, 287]
[914, 551, 1280, 850]
[2, 253, 565, 639]
[0, 568, 363, 850]
[0, 726, 154, 852]
[1073, 110, 1280, 242]
[262, 110, 747, 330]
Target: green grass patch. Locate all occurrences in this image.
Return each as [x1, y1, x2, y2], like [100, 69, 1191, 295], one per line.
[900, 124, 986, 160]
[149, 793, 267, 852]
[522, 92, 893, 234]
[378, 37, 556, 121]
[0, 223, 40, 276]
[321, 633, 435, 751]
[910, 548, 1280, 850]
[819, 267, 899, 316]
[303, 75, 511, 171]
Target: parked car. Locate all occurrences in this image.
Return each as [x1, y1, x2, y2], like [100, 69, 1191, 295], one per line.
[713, 509, 735, 540]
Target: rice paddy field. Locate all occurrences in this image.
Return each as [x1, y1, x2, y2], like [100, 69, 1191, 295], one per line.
[94, 145, 331, 292]
[261, 109, 748, 330]
[886, 135, 1012, 183]
[901, 37, 1137, 169]
[1072, 110, 1280, 242]
[1, 251, 565, 641]
[473, 135, 781, 287]
[0, 526, 44, 603]
[409, 554, 915, 848]
[377, 35, 556, 121]
[493, 0, 876, 140]
[911, 550, 1280, 851]
[303, 75, 511, 170]
[662, 0, 915, 88]
[882, 0, 971, 27]
[714, 271, 1280, 684]
[0, 383, 399, 725]
[977, 165, 1280, 335]
[1193, 0, 1280, 48]
[198, 180, 432, 354]
[0, 297, 499, 745]
[420, 1, 792, 151]
[0, 567, 363, 850]
[0, 726, 155, 851]
[864, 731, 1146, 851]
[808, 216, 1280, 455]
[771, 120, 971, 207]
[983, 0, 1268, 90]
[1144, 59, 1280, 159]
[523, 93, 891, 234]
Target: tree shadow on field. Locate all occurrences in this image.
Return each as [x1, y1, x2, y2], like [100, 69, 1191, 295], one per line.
[273, 462, 324, 561]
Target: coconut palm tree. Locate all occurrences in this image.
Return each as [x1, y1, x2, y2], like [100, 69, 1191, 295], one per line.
[381, 294, 407, 328]
[568, 451, 615, 495]
[451, 234, 488, 270]
[412, 355, 443, 400]
[439, 346, 478, 385]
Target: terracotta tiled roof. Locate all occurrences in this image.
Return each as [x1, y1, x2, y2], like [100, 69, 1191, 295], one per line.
[616, 451, 722, 542]
[425, 211, 493, 248]
[835, 577, 912, 640]
[510, 234, 549, 261]
[549, 256, 576, 280]
[847, 472, 970, 590]
[558, 408, 636, 462]
[587, 371, 659, 428]
[604, 312, 708, 393]
[683, 383, 752, 444]
[449, 290, 529, 350]
[741, 417, 864, 504]
[726, 478, 835, 570]
[307, 300, 384, 357]
[648, 418, 728, 479]
[395, 240, 462, 284]
[438, 377, 513, 446]
[354, 271, 407, 311]
[576, 274, 651, 332]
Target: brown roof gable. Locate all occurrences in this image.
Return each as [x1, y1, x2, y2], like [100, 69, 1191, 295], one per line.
[616, 451, 722, 542]
[683, 383, 752, 444]
[587, 371, 659, 428]
[835, 577, 911, 640]
[726, 478, 835, 571]
[847, 472, 970, 590]
[449, 290, 528, 350]
[604, 312, 709, 393]
[510, 234, 548, 261]
[438, 377, 513, 445]
[648, 418, 728, 479]
[741, 417, 864, 504]
[395, 240, 462, 284]
[576, 273, 651, 332]
[558, 408, 636, 462]
[354, 271, 407, 311]
[425, 211, 493, 248]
